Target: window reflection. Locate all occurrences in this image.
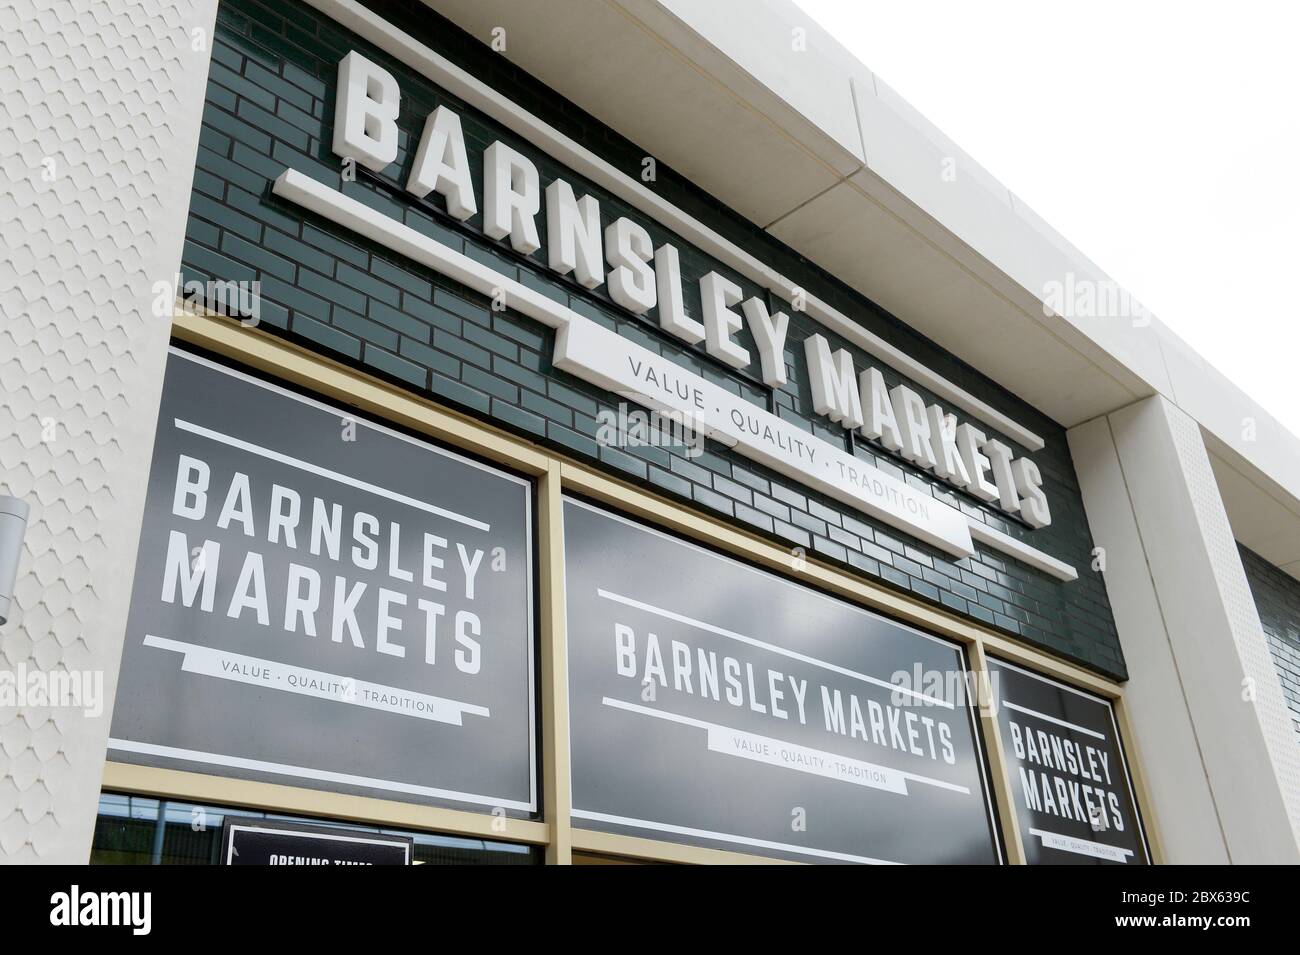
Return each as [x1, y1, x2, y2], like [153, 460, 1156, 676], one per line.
[92, 792, 539, 865]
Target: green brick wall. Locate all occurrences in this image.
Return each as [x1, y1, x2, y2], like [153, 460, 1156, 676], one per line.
[181, 0, 1127, 679]
[1239, 545, 1300, 733]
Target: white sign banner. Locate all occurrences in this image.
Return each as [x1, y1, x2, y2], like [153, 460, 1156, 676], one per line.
[553, 317, 975, 557]
[143, 635, 489, 726]
[706, 726, 910, 795]
[600, 695, 967, 798]
[1029, 828, 1135, 862]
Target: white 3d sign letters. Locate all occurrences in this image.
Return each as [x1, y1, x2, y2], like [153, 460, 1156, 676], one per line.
[806, 335, 863, 430]
[406, 106, 477, 219]
[956, 424, 1001, 504]
[892, 384, 935, 470]
[740, 297, 789, 388]
[1011, 458, 1050, 528]
[605, 217, 657, 314]
[335, 54, 798, 401]
[654, 244, 706, 346]
[928, 407, 971, 488]
[483, 141, 541, 254]
[545, 180, 603, 289]
[333, 51, 400, 171]
[311, 51, 1056, 558]
[861, 366, 904, 453]
[801, 332, 1048, 525]
[700, 272, 750, 370]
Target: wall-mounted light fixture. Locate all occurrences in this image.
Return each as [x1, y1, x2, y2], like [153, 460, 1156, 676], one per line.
[0, 495, 30, 625]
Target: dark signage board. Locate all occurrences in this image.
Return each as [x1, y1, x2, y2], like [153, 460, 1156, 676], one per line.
[221, 817, 412, 865]
[986, 657, 1149, 864]
[109, 349, 535, 816]
[562, 499, 1001, 864]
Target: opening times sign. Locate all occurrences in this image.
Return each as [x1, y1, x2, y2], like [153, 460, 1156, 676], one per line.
[221, 818, 412, 866]
[562, 499, 1001, 864]
[109, 350, 536, 815]
[986, 657, 1149, 864]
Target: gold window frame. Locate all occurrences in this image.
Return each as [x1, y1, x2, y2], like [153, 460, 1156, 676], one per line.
[100, 310, 1164, 865]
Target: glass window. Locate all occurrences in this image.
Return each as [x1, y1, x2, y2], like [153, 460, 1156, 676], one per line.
[92, 792, 539, 865]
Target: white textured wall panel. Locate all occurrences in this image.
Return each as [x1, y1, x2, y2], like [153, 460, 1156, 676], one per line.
[1067, 416, 1230, 863]
[1160, 403, 1300, 838]
[0, 0, 217, 862]
[1107, 396, 1300, 862]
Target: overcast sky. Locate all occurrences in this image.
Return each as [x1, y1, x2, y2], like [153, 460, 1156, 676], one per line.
[793, 0, 1300, 439]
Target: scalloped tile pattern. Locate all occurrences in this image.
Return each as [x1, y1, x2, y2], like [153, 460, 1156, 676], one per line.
[0, 0, 215, 862]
